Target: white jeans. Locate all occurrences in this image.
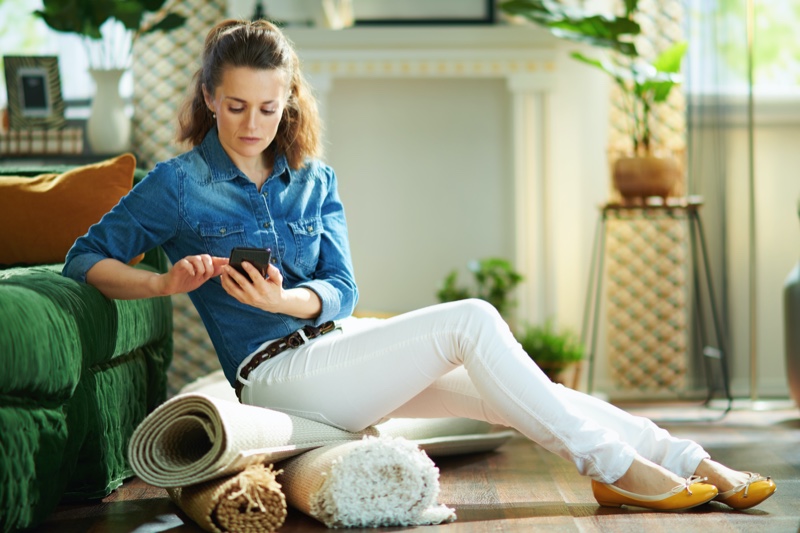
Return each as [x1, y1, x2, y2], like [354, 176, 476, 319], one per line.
[240, 299, 709, 483]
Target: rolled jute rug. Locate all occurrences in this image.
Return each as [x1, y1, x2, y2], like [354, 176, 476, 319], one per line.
[167, 464, 286, 533]
[279, 436, 456, 528]
[128, 393, 378, 488]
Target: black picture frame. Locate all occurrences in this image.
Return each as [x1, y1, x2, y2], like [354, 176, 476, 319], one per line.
[354, 0, 495, 26]
[3, 56, 66, 130]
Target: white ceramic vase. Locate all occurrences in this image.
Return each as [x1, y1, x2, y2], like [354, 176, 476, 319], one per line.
[87, 68, 131, 154]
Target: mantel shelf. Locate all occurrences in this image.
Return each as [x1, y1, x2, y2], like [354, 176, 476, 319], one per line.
[284, 24, 559, 52]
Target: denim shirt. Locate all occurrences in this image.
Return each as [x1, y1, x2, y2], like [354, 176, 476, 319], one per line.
[63, 129, 359, 385]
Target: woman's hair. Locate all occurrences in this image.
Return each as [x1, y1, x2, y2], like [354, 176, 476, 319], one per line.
[177, 19, 321, 169]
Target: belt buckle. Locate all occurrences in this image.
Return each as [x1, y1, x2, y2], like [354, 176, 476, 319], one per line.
[286, 331, 304, 348]
[320, 321, 336, 335]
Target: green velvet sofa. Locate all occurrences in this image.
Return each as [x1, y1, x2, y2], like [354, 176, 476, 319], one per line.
[0, 165, 173, 533]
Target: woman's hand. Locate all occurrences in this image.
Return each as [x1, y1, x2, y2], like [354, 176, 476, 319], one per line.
[158, 254, 229, 295]
[220, 261, 285, 312]
[220, 261, 322, 319]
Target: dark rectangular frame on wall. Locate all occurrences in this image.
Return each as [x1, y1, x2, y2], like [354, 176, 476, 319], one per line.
[3, 55, 66, 130]
[354, 0, 495, 25]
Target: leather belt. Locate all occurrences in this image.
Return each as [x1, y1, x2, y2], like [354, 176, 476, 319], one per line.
[235, 320, 338, 402]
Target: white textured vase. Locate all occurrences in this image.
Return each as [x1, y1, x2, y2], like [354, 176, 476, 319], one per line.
[87, 68, 131, 154]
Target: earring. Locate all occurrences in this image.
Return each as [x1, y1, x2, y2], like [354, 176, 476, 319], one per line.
[212, 113, 216, 119]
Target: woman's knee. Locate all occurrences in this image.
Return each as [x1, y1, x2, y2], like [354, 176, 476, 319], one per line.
[449, 298, 502, 320]
[441, 298, 511, 346]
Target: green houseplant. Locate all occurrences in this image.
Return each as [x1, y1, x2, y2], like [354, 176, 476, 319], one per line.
[437, 258, 584, 386]
[437, 258, 524, 320]
[499, 0, 688, 202]
[515, 320, 584, 385]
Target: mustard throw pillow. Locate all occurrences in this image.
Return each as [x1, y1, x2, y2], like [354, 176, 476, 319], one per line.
[0, 153, 143, 267]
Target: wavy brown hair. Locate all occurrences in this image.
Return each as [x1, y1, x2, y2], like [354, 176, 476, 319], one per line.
[177, 19, 321, 169]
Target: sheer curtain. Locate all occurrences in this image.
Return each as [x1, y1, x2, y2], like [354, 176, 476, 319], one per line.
[684, 0, 800, 399]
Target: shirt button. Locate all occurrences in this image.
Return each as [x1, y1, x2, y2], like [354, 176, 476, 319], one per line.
[307, 225, 314, 232]
[219, 228, 226, 234]
[263, 222, 270, 229]
[270, 257, 278, 264]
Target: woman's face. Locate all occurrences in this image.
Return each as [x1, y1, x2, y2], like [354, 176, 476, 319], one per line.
[204, 67, 288, 166]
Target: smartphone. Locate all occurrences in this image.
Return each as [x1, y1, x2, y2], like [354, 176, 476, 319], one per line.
[229, 247, 271, 278]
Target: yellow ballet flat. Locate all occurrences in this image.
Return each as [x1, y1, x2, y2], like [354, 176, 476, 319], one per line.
[714, 473, 776, 510]
[592, 476, 718, 511]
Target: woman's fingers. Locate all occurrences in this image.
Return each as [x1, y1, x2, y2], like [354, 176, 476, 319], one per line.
[266, 262, 282, 284]
[183, 254, 218, 279]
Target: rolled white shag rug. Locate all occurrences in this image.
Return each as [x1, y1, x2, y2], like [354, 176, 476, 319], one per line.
[280, 436, 456, 528]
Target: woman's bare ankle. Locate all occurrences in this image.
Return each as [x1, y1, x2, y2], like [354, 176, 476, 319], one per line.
[694, 459, 748, 492]
[613, 456, 685, 495]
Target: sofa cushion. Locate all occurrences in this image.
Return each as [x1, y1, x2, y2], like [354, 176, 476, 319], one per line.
[0, 153, 141, 267]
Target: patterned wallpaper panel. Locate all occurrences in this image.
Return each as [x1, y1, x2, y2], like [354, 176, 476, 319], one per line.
[605, 209, 689, 392]
[132, 0, 226, 170]
[132, 0, 226, 396]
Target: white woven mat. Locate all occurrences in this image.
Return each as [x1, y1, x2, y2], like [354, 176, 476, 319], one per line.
[128, 393, 379, 487]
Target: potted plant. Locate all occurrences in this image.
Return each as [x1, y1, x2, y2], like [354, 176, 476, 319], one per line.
[499, 0, 688, 203]
[437, 257, 524, 320]
[515, 320, 584, 386]
[33, 0, 186, 153]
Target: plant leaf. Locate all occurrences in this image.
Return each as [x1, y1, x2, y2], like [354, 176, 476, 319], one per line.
[112, 1, 146, 30]
[570, 52, 628, 85]
[32, 0, 183, 36]
[499, 0, 640, 56]
[652, 41, 688, 74]
[140, 0, 169, 11]
[144, 12, 186, 33]
[623, 0, 639, 17]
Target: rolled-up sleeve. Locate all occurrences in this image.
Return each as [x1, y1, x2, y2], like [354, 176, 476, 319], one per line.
[63, 161, 181, 283]
[297, 167, 358, 324]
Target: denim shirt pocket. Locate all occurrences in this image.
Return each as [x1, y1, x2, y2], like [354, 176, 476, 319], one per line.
[288, 216, 323, 274]
[198, 223, 247, 258]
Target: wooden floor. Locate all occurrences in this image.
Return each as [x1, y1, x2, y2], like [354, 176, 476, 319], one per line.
[34, 402, 800, 533]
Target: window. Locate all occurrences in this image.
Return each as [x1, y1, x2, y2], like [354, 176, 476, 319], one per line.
[686, 0, 800, 96]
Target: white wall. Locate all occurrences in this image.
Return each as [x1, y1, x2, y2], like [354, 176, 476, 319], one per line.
[325, 77, 514, 314]
[726, 122, 800, 397]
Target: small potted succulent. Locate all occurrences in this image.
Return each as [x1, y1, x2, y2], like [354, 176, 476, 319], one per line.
[499, 0, 688, 203]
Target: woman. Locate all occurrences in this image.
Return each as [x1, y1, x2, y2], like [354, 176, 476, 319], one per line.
[63, 19, 775, 512]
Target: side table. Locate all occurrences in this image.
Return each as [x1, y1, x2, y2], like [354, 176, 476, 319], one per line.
[581, 197, 733, 412]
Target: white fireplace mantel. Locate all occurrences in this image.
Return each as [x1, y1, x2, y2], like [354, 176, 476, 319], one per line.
[286, 26, 563, 324]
